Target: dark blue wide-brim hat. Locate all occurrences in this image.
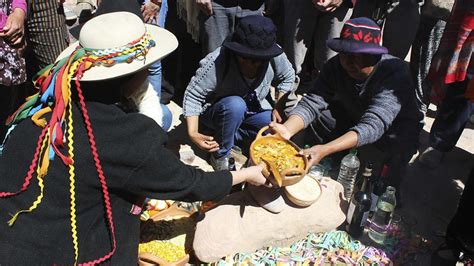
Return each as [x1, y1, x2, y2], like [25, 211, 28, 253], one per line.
[327, 17, 388, 55]
[223, 15, 283, 60]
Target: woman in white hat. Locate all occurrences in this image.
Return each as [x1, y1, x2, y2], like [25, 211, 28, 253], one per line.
[0, 12, 268, 264]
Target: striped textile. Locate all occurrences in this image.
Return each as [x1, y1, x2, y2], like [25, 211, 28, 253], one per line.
[26, 0, 69, 71]
[428, 0, 474, 103]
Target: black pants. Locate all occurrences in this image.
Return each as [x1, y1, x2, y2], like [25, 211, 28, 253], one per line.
[0, 85, 14, 141]
[446, 167, 474, 256]
[429, 80, 474, 152]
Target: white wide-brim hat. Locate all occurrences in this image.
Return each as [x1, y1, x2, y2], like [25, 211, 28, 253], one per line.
[56, 11, 178, 81]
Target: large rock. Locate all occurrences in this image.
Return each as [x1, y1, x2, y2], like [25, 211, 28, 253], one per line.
[193, 177, 346, 263]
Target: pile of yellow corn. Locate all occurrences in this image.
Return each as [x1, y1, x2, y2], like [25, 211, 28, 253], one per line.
[138, 240, 186, 262]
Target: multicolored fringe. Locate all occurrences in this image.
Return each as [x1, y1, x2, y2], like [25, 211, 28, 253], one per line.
[1, 31, 155, 265]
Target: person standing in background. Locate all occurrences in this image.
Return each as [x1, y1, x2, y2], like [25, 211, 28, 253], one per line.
[409, 0, 454, 113]
[0, 0, 27, 141]
[352, 0, 422, 60]
[418, 0, 473, 165]
[25, 0, 69, 73]
[141, 0, 173, 131]
[196, 0, 265, 55]
[279, 0, 353, 89]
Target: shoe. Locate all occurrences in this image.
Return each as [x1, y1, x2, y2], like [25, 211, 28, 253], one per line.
[247, 184, 285, 214]
[418, 147, 444, 166]
[210, 154, 229, 171]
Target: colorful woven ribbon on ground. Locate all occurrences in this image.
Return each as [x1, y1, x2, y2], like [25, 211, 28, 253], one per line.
[216, 230, 391, 265]
[0, 32, 155, 265]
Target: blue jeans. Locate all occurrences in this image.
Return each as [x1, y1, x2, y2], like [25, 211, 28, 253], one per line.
[200, 96, 272, 158]
[146, 0, 172, 131]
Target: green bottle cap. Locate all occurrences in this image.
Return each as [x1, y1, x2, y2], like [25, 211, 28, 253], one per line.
[350, 148, 357, 156]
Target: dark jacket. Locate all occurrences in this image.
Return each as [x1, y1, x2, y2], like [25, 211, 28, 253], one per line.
[0, 102, 232, 264]
[289, 54, 423, 153]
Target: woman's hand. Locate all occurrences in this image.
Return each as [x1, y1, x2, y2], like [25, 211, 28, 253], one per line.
[299, 144, 330, 166]
[189, 131, 219, 152]
[0, 8, 26, 45]
[268, 121, 292, 140]
[232, 163, 272, 187]
[141, 1, 160, 23]
[196, 0, 213, 16]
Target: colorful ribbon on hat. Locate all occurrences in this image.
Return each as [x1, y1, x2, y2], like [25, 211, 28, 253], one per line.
[1, 31, 155, 265]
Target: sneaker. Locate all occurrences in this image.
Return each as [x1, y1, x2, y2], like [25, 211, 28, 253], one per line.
[418, 147, 444, 166]
[210, 154, 229, 171]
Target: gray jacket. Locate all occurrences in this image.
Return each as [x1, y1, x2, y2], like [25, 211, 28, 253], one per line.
[183, 47, 295, 117]
[289, 54, 423, 151]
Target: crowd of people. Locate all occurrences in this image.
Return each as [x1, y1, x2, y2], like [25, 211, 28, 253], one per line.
[0, 0, 472, 264]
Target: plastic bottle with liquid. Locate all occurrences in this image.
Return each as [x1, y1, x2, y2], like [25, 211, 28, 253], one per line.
[368, 186, 397, 244]
[336, 148, 360, 200]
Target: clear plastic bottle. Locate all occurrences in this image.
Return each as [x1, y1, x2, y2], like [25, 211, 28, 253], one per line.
[307, 164, 324, 181]
[368, 186, 397, 244]
[336, 148, 360, 200]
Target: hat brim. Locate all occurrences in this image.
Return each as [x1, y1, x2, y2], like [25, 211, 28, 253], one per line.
[222, 37, 283, 60]
[56, 24, 178, 81]
[327, 38, 388, 55]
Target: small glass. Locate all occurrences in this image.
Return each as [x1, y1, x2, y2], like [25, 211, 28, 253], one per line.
[307, 164, 325, 181]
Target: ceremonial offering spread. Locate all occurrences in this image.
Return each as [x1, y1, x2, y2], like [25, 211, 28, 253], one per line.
[284, 175, 322, 207]
[250, 126, 307, 186]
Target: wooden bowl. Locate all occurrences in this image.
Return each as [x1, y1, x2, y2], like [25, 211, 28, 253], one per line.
[149, 204, 194, 221]
[250, 126, 308, 187]
[139, 204, 194, 266]
[284, 175, 322, 207]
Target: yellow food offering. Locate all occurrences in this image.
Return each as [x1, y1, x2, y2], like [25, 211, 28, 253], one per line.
[252, 139, 305, 172]
[138, 240, 186, 262]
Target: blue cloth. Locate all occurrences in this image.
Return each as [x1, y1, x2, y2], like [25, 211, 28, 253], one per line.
[145, 0, 172, 131]
[200, 96, 271, 158]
